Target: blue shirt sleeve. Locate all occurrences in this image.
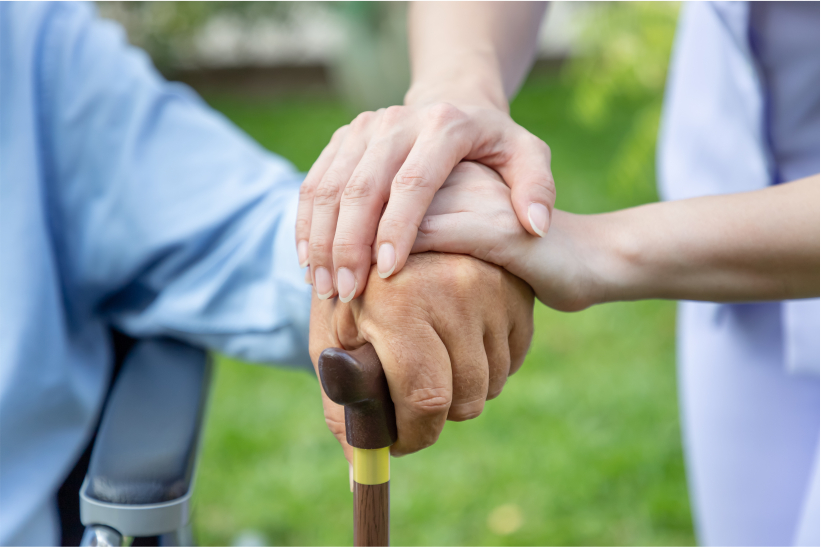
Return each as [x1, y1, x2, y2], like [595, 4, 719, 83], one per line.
[38, 3, 311, 367]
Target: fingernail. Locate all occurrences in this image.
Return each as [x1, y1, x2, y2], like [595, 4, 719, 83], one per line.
[314, 267, 333, 299]
[304, 269, 312, 285]
[337, 268, 357, 303]
[298, 240, 309, 268]
[377, 243, 396, 278]
[349, 463, 354, 492]
[528, 203, 549, 237]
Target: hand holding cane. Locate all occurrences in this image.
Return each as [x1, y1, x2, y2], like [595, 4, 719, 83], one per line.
[319, 344, 397, 547]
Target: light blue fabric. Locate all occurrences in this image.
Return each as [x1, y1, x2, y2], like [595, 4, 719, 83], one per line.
[658, 2, 819, 545]
[0, 2, 311, 544]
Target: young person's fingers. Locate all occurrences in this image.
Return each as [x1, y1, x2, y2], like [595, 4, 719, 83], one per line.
[308, 112, 379, 299]
[494, 129, 556, 238]
[332, 117, 418, 302]
[412, 159, 546, 263]
[374, 118, 473, 279]
[296, 125, 348, 267]
[412, 212, 478, 255]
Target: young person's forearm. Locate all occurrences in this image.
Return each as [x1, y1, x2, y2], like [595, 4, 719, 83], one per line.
[405, 2, 547, 110]
[595, 175, 820, 303]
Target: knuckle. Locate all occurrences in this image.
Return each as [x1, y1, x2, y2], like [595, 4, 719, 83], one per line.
[450, 255, 497, 289]
[378, 215, 412, 237]
[295, 216, 311, 235]
[393, 165, 433, 193]
[331, 124, 350, 143]
[365, 136, 392, 157]
[427, 102, 462, 128]
[530, 134, 550, 154]
[341, 171, 374, 201]
[451, 161, 483, 177]
[382, 105, 406, 125]
[417, 217, 439, 237]
[530, 166, 556, 192]
[324, 415, 346, 438]
[299, 181, 316, 200]
[447, 401, 484, 422]
[314, 177, 343, 206]
[351, 110, 376, 130]
[405, 387, 451, 417]
[331, 239, 364, 261]
[308, 238, 331, 257]
[532, 176, 557, 202]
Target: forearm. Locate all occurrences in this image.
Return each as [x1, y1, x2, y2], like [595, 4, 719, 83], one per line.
[405, 1, 547, 110]
[591, 175, 820, 303]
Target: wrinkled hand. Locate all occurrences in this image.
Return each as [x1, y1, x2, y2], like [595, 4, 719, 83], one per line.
[310, 252, 534, 463]
[414, 162, 606, 312]
[296, 102, 555, 304]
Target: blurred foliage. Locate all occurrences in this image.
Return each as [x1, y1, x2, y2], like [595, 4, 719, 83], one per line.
[330, 2, 410, 111]
[96, 2, 292, 69]
[97, 1, 409, 110]
[561, 2, 680, 204]
[97, 2, 401, 72]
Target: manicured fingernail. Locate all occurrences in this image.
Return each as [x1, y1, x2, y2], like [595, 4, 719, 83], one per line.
[337, 268, 357, 303]
[314, 267, 333, 299]
[349, 463, 354, 492]
[298, 240, 309, 267]
[377, 243, 396, 278]
[528, 203, 549, 237]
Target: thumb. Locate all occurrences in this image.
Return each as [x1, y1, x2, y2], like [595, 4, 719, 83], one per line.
[495, 133, 556, 238]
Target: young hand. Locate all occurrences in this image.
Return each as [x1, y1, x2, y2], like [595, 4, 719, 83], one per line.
[296, 104, 555, 305]
[412, 162, 611, 312]
[414, 163, 820, 306]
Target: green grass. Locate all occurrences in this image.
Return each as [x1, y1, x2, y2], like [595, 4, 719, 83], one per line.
[192, 72, 694, 546]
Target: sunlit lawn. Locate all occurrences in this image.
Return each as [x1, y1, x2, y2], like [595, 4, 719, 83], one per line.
[192, 72, 694, 546]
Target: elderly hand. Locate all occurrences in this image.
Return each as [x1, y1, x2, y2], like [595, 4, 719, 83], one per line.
[309, 252, 534, 463]
[296, 102, 555, 304]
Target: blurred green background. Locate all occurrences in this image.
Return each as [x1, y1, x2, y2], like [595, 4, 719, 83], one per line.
[101, 2, 692, 545]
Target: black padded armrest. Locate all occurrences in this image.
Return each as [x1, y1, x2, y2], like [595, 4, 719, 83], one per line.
[86, 338, 211, 505]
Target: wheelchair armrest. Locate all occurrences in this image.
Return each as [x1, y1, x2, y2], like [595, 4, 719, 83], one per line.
[80, 338, 211, 536]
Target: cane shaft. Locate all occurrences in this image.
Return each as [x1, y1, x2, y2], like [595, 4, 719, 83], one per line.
[354, 482, 389, 546]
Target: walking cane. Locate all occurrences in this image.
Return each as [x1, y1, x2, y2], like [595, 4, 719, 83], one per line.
[319, 344, 397, 547]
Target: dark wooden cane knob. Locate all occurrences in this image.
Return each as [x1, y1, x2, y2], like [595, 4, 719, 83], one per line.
[318, 344, 398, 450]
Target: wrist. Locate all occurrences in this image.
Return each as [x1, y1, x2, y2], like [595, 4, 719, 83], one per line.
[504, 212, 634, 311]
[405, 51, 508, 112]
[405, 81, 508, 112]
[591, 210, 653, 304]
